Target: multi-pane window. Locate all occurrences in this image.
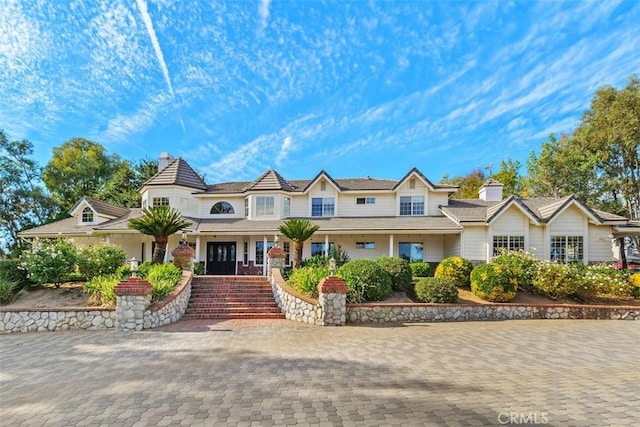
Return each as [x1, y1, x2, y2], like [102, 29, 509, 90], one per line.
[399, 196, 424, 216]
[311, 242, 335, 257]
[210, 201, 234, 214]
[356, 242, 376, 249]
[244, 198, 249, 217]
[256, 196, 275, 216]
[551, 236, 584, 263]
[243, 242, 249, 265]
[492, 236, 525, 256]
[81, 207, 94, 223]
[283, 197, 291, 218]
[255, 241, 274, 265]
[152, 197, 170, 207]
[283, 242, 291, 266]
[311, 198, 335, 217]
[356, 197, 376, 205]
[399, 242, 424, 262]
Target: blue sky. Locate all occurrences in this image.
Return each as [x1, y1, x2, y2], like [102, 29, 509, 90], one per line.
[1, 0, 639, 184]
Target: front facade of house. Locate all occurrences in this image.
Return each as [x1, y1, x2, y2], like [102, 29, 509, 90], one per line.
[19, 153, 639, 275]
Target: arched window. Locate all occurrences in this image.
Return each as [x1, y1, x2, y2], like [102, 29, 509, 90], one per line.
[82, 207, 94, 223]
[210, 201, 235, 214]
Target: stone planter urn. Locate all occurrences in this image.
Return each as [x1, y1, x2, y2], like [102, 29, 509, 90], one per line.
[172, 243, 195, 272]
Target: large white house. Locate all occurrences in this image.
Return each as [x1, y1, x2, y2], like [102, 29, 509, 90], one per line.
[19, 153, 640, 275]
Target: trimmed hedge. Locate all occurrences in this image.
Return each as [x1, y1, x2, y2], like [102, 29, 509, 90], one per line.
[287, 266, 330, 299]
[410, 262, 431, 278]
[532, 262, 580, 299]
[338, 259, 392, 303]
[375, 257, 413, 292]
[492, 250, 537, 292]
[434, 256, 474, 287]
[414, 277, 458, 303]
[470, 263, 517, 302]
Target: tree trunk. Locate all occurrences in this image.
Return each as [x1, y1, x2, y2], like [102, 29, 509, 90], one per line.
[153, 237, 168, 264]
[293, 241, 303, 269]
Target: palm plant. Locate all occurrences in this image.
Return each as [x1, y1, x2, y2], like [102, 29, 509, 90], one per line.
[279, 219, 320, 268]
[128, 206, 191, 264]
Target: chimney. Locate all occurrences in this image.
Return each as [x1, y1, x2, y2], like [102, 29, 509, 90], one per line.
[479, 179, 504, 201]
[158, 152, 174, 172]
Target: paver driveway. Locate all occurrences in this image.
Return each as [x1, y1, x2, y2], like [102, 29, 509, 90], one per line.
[1, 319, 639, 426]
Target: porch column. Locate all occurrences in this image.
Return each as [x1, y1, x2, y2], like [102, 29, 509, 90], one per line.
[105, 235, 111, 244]
[324, 235, 329, 257]
[263, 236, 268, 275]
[389, 234, 394, 256]
[195, 235, 201, 262]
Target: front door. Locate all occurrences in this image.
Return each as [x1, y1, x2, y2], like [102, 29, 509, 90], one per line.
[206, 242, 236, 275]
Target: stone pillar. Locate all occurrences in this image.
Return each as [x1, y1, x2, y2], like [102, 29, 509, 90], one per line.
[172, 242, 195, 272]
[317, 276, 348, 326]
[267, 246, 286, 279]
[114, 278, 153, 332]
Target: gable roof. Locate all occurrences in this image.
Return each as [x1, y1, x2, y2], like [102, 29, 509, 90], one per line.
[243, 169, 296, 192]
[303, 170, 342, 192]
[393, 167, 458, 192]
[142, 158, 207, 190]
[70, 196, 130, 218]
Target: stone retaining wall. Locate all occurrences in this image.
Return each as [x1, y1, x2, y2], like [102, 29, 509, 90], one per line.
[144, 272, 192, 329]
[347, 303, 640, 323]
[270, 269, 322, 325]
[0, 272, 192, 333]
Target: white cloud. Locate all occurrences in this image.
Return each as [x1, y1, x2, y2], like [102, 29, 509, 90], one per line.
[136, 0, 174, 96]
[258, 0, 271, 33]
[276, 136, 293, 165]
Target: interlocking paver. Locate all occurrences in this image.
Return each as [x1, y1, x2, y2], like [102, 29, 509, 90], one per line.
[0, 320, 639, 425]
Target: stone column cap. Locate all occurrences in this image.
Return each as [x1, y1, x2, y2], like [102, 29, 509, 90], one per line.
[318, 276, 348, 294]
[267, 246, 287, 259]
[114, 277, 153, 296]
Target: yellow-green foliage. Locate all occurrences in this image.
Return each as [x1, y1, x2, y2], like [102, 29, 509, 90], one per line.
[146, 263, 182, 302]
[84, 275, 118, 306]
[470, 263, 517, 302]
[287, 266, 330, 299]
[629, 272, 640, 298]
[414, 277, 458, 303]
[434, 256, 473, 287]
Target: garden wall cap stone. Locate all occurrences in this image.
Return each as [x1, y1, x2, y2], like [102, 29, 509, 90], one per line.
[267, 246, 287, 258]
[114, 278, 153, 296]
[318, 276, 348, 294]
[171, 243, 195, 257]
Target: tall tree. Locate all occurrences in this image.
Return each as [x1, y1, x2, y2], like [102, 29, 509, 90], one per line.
[43, 137, 121, 211]
[440, 169, 488, 199]
[98, 158, 159, 208]
[278, 219, 320, 268]
[574, 75, 640, 221]
[128, 206, 191, 264]
[490, 159, 525, 197]
[0, 131, 58, 252]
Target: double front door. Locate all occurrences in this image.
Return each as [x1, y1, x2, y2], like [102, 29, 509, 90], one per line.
[206, 242, 236, 275]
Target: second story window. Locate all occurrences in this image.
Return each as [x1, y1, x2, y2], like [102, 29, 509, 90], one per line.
[283, 197, 291, 218]
[81, 207, 94, 223]
[399, 196, 424, 216]
[244, 198, 249, 217]
[210, 201, 235, 214]
[152, 197, 170, 207]
[256, 196, 275, 216]
[312, 197, 335, 217]
[356, 197, 375, 205]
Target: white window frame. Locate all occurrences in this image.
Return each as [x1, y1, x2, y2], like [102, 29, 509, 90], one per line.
[256, 196, 275, 216]
[152, 197, 170, 207]
[492, 235, 525, 256]
[311, 197, 335, 217]
[550, 235, 584, 263]
[356, 197, 376, 205]
[399, 196, 424, 216]
[283, 197, 291, 218]
[81, 207, 94, 223]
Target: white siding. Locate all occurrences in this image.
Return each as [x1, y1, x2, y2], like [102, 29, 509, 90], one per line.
[428, 193, 449, 215]
[197, 196, 246, 218]
[145, 187, 199, 216]
[529, 225, 545, 260]
[395, 176, 428, 216]
[588, 225, 615, 262]
[444, 234, 461, 258]
[462, 226, 487, 261]
[491, 206, 527, 234]
[338, 193, 396, 217]
[289, 195, 308, 217]
[307, 180, 339, 217]
[550, 205, 585, 234]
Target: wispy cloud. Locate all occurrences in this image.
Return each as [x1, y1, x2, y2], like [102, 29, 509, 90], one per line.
[258, 0, 271, 33]
[136, 0, 174, 97]
[276, 136, 293, 165]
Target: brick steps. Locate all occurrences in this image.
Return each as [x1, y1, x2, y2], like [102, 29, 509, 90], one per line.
[184, 276, 285, 320]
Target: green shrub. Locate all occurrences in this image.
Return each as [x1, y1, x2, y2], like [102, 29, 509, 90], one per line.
[470, 263, 517, 302]
[0, 277, 18, 304]
[115, 264, 132, 280]
[434, 256, 474, 287]
[287, 266, 330, 299]
[375, 257, 413, 292]
[410, 262, 431, 278]
[578, 264, 632, 299]
[193, 262, 205, 275]
[84, 275, 118, 306]
[77, 243, 127, 279]
[338, 259, 392, 303]
[137, 260, 153, 279]
[0, 259, 30, 290]
[414, 277, 458, 303]
[301, 255, 330, 268]
[533, 262, 580, 299]
[492, 250, 537, 292]
[146, 263, 182, 302]
[19, 239, 78, 287]
[301, 246, 350, 268]
[630, 272, 640, 298]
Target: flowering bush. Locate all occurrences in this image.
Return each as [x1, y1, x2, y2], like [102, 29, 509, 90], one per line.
[576, 264, 632, 299]
[414, 277, 458, 303]
[338, 259, 392, 303]
[375, 257, 413, 292]
[434, 256, 474, 287]
[629, 272, 640, 298]
[410, 262, 431, 278]
[532, 262, 580, 299]
[77, 243, 127, 279]
[287, 266, 330, 299]
[470, 263, 517, 302]
[19, 239, 78, 287]
[492, 250, 537, 292]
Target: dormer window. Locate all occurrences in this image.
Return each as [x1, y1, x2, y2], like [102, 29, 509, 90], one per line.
[81, 207, 94, 223]
[210, 201, 235, 214]
[152, 197, 170, 207]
